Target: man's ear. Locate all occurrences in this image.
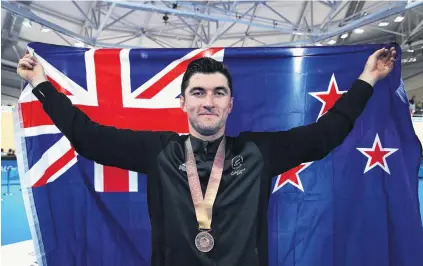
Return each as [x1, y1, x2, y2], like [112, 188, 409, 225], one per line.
[180, 95, 187, 112]
[228, 97, 234, 113]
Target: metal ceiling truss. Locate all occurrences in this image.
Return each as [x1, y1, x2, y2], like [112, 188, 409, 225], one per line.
[264, 1, 423, 47]
[1, 0, 423, 49]
[401, 18, 423, 46]
[335, 1, 365, 44]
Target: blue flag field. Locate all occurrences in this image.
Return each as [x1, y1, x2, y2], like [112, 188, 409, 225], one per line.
[13, 42, 423, 266]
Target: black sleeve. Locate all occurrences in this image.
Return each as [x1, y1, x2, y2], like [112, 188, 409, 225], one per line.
[241, 79, 373, 177]
[32, 81, 178, 174]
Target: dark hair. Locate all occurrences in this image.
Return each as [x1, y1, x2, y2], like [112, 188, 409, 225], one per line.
[181, 57, 232, 96]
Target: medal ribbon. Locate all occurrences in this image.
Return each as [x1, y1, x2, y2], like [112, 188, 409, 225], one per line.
[185, 137, 225, 230]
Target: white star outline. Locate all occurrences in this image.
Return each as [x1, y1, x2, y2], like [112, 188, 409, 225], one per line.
[308, 74, 347, 119]
[356, 134, 398, 174]
[272, 162, 313, 193]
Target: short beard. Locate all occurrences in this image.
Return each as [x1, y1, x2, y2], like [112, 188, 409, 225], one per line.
[189, 117, 225, 136]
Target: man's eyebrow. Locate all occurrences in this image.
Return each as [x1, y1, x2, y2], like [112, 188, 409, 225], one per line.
[189, 87, 205, 91]
[189, 86, 228, 92]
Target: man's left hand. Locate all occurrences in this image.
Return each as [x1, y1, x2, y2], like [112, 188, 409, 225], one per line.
[359, 47, 397, 87]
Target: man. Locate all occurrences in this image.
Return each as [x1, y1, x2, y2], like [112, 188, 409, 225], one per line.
[17, 46, 396, 266]
[409, 95, 416, 116]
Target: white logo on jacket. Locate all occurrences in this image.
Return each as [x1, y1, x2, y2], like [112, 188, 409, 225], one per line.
[231, 155, 245, 176]
[179, 163, 186, 172]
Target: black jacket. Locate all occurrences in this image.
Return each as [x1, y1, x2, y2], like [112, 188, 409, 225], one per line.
[32, 79, 373, 266]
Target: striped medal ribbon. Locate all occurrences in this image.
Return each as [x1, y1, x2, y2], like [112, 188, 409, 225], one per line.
[185, 136, 225, 253]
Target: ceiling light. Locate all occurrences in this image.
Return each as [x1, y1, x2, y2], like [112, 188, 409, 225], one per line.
[41, 26, 50, 32]
[327, 40, 336, 45]
[340, 33, 349, 39]
[22, 19, 32, 28]
[74, 41, 85, 48]
[315, 42, 323, 46]
[354, 28, 364, 34]
[402, 57, 417, 63]
[407, 49, 414, 52]
[394, 16, 404, 22]
[378, 22, 389, 27]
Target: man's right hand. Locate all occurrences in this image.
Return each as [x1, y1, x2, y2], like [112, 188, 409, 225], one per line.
[17, 54, 47, 88]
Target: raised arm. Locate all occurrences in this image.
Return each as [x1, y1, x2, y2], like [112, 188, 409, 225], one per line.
[17, 54, 177, 174]
[241, 47, 397, 176]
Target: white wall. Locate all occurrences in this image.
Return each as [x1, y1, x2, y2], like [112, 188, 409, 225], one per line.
[1, 85, 20, 105]
[406, 86, 423, 100]
[1, 107, 16, 150]
[412, 118, 423, 148]
[402, 59, 423, 95]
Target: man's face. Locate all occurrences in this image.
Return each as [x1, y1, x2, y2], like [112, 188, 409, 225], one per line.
[180, 72, 233, 137]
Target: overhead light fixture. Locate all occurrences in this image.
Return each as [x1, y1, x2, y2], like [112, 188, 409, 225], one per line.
[402, 57, 417, 63]
[22, 19, 32, 28]
[327, 40, 336, 45]
[74, 41, 85, 48]
[41, 26, 50, 32]
[407, 49, 414, 52]
[341, 33, 349, 39]
[293, 31, 304, 36]
[378, 22, 389, 27]
[394, 16, 404, 22]
[353, 28, 364, 34]
[315, 42, 323, 46]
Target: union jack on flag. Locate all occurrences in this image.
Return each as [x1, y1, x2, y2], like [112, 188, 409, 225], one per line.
[16, 43, 224, 192]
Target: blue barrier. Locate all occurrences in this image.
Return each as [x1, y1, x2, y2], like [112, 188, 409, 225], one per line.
[419, 158, 423, 178]
[1, 157, 32, 245]
[1, 157, 19, 184]
[1, 157, 20, 197]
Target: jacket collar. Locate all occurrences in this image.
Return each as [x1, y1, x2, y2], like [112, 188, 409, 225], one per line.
[189, 134, 224, 155]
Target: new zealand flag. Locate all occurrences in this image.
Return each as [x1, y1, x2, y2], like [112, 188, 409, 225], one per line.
[14, 42, 423, 266]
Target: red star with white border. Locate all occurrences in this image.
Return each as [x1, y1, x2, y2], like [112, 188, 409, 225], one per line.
[309, 74, 347, 119]
[272, 162, 312, 193]
[357, 134, 398, 174]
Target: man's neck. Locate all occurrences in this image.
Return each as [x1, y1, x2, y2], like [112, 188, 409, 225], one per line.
[190, 129, 224, 142]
